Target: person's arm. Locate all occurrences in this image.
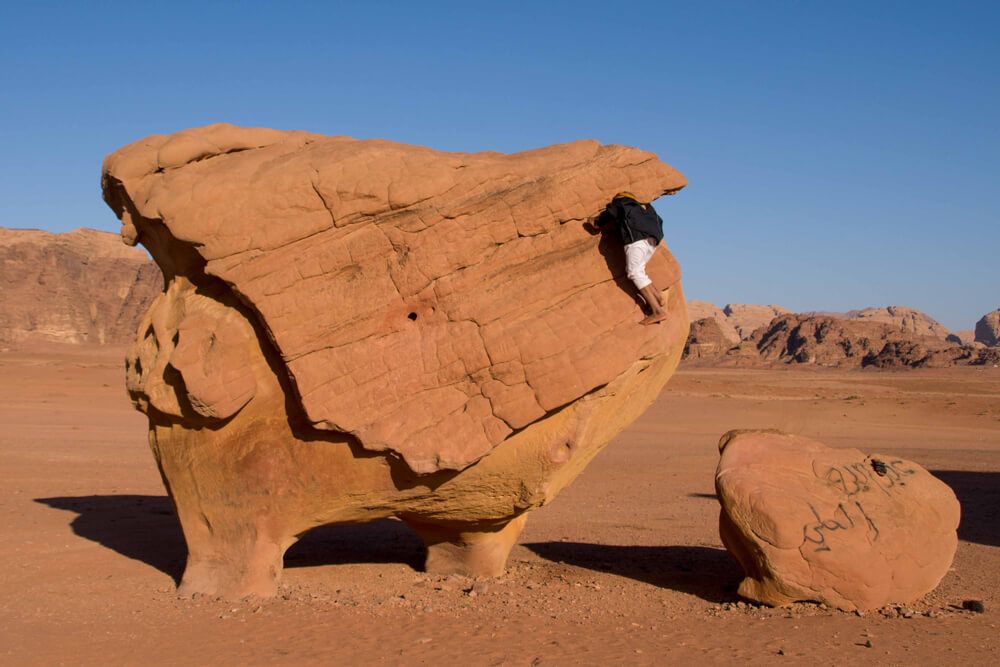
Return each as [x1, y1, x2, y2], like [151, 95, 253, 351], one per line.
[594, 208, 615, 229]
[584, 204, 617, 235]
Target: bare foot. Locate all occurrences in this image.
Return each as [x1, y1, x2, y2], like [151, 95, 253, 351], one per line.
[640, 312, 668, 326]
[656, 292, 667, 308]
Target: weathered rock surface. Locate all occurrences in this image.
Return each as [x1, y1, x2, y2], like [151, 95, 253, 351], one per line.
[975, 309, 1000, 347]
[723, 303, 790, 340]
[0, 227, 161, 345]
[716, 430, 959, 611]
[102, 123, 689, 596]
[846, 306, 949, 339]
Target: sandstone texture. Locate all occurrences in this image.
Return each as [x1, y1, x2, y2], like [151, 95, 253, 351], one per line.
[846, 306, 949, 339]
[0, 228, 161, 345]
[716, 430, 960, 611]
[975, 309, 1000, 347]
[101, 123, 688, 597]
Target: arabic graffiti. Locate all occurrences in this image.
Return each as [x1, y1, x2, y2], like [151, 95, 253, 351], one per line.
[813, 458, 916, 498]
[799, 455, 914, 553]
[802, 500, 880, 553]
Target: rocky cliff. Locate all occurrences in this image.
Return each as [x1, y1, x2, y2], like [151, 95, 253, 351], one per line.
[684, 302, 1000, 367]
[0, 227, 161, 345]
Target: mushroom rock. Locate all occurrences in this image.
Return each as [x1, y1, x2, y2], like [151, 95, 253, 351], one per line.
[101, 123, 689, 597]
[715, 430, 959, 611]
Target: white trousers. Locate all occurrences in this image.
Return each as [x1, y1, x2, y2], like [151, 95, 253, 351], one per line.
[624, 237, 657, 290]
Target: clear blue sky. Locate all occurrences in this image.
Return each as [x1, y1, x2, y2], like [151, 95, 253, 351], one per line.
[1, 1, 996, 330]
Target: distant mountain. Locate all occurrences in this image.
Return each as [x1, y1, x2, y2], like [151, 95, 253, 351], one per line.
[684, 301, 999, 367]
[0, 227, 161, 345]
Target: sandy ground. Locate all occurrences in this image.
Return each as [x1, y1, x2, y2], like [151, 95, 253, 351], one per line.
[0, 344, 997, 665]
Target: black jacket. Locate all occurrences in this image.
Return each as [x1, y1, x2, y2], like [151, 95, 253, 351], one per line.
[596, 198, 663, 245]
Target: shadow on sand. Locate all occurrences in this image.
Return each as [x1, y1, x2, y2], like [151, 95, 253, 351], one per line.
[524, 542, 741, 603]
[36, 495, 187, 582]
[34, 494, 426, 583]
[930, 470, 1000, 547]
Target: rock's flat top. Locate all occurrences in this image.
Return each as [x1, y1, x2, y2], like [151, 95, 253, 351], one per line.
[0, 227, 160, 345]
[103, 124, 687, 473]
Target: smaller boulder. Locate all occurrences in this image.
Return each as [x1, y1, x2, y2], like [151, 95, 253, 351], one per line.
[715, 430, 959, 611]
[975, 309, 1000, 347]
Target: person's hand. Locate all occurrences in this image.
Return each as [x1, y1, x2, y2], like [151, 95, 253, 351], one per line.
[582, 221, 601, 236]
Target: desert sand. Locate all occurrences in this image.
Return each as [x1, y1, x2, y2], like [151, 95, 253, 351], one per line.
[1, 343, 996, 665]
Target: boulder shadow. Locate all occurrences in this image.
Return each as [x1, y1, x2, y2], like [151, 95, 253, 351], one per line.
[524, 542, 742, 603]
[930, 470, 1000, 547]
[36, 495, 187, 583]
[35, 495, 427, 583]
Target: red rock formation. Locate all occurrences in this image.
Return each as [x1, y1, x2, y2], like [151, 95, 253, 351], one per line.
[687, 300, 740, 343]
[846, 305, 950, 339]
[716, 430, 959, 611]
[743, 314, 986, 368]
[946, 330, 976, 346]
[683, 317, 738, 360]
[0, 227, 161, 345]
[102, 123, 689, 596]
[975, 309, 1000, 347]
[722, 303, 790, 340]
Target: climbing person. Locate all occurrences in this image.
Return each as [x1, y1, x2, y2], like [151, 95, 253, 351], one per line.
[590, 192, 669, 325]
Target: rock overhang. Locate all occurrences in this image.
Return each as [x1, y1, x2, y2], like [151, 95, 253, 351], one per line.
[103, 123, 688, 474]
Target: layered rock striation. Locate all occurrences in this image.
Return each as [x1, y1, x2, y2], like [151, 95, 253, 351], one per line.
[0, 228, 161, 345]
[102, 123, 689, 596]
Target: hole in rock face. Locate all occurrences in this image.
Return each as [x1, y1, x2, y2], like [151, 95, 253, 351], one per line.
[408, 312, 418, 321]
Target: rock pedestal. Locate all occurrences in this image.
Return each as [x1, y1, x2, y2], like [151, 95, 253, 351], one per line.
[715, 430, 960, 611]
[101, 123, 689, 597]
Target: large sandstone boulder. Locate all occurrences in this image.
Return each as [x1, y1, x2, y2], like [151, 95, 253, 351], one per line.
[0, 227, 161, 345]
[101, 123, 688, 597]
[716, 430, 959, 611]
[846, 306, 949, 339]
[975, 309, 1000, 346]
[723, 303, 790, 340]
